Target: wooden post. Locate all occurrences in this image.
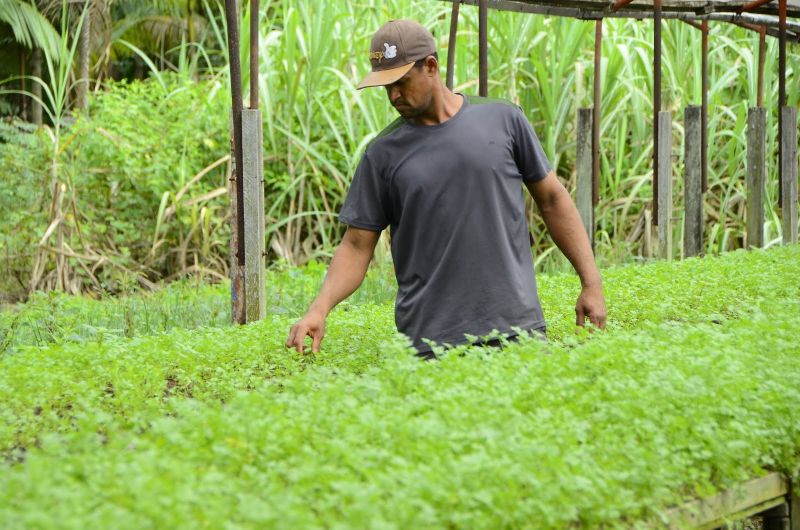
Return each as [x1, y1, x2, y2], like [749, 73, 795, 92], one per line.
[242, 109, 266, 322]
[644, 208, 654, 259]
[684, 106, 704, 258]
[658, 111, 672, 259]
[790, 479, 800, 530]
[746, 107, 766, 249]
[763, 502, 790, 530]
[781, 106, 798, 244]
[577, 108, 594, 248]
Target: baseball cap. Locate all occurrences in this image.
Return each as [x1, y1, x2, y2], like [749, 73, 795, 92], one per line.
[357, 19, 436, 90]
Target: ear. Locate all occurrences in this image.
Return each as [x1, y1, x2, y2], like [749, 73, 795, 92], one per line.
[424, 55, 439, 77]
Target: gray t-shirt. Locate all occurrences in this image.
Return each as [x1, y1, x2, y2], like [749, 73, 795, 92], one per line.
[339, 94, 551, 353]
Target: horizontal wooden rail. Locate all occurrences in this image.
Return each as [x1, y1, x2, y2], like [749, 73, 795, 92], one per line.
[666, 472, 792, 529]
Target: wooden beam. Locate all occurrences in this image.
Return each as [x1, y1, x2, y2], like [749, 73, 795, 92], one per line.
[667, 472, 789, 529]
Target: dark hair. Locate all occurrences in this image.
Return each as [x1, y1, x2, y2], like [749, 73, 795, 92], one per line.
[413, 52, 439, 69]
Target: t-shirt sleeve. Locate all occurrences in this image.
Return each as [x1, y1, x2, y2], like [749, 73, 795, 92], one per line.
[510, 107, 552, 183]
[338, 151, 391, 232]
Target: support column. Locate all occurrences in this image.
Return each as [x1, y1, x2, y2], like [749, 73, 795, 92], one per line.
[746, 107, 767, 249]
[701, 20, 709, 193]
[577, 108, 594, 247]
[763, 502, 789, 530]
[778, 0, 787, 206]
[225, 0, 246, 324]
[242, 110, 266, 322]
[684, 106, 704, 258]
[478, 0, 488, 97]
[658, 111, 672, 259]
[446, 0, 460, 90]
[653, 0, 663, 225]
[781, 106, 798, 244]
[592, 18, 602, 207]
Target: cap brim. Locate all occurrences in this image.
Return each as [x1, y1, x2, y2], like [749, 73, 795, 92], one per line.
[356, 62, 415, 90]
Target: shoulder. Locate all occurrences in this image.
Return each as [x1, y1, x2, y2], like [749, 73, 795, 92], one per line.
[465, 95, 523, 116]
[366, 116, 406, 151]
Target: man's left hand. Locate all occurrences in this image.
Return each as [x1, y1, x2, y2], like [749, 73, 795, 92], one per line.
[576, 285, 606, 330]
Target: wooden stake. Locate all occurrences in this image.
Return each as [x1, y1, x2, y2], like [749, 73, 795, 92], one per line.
[658, 111, 672, 259]
[781, 106, 798, 244]
[242, 109, 266, 322]
[746, 107, 766, 249]
[577, 108, 594, 248]
[684, 105, 704, 258]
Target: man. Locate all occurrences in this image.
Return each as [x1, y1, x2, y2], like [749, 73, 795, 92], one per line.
[286, 19, 606, 358]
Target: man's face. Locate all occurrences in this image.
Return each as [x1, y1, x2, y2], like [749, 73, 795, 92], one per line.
[384, 59, 434, 120]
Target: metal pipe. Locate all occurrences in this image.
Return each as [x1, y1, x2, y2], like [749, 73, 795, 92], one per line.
[479, 0, 488, 97]
[249, 0, 259, 109]
[779, 0, 787, 108]
[593, 18, 602, 207]
[701, 20, 708, 194]
[758, 26, 766, 107]
[739, 0, 776, 13]
[729, 19, 799, 42]
[681, 19, 704, 30]
[653, 0, 662, 225]
[447, 0, 460, 90]
[443, 1, 800, 34]
[224, 0, 245, 267]
[612, 0, 636, 12]
[778, 0, 786, 206]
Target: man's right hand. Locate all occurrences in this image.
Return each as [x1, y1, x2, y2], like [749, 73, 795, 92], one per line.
[285, 311, 327, 353]
[283, 226, 380, 355]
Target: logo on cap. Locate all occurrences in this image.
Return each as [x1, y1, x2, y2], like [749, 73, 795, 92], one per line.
[369, 43, 397, 64]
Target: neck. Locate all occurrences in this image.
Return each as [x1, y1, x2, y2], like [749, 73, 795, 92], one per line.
[410, 84, 464, 126]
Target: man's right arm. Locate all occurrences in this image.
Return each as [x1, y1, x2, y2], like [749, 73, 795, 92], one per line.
[285, 226, 381, 353]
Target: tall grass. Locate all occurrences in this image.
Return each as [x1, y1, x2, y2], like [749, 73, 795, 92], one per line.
[5, 0, 796, 295]
[248, 2, 798, 271]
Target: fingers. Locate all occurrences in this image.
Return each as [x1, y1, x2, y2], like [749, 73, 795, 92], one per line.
[594, 311, 607, 330]
[285, 325, 297, 349]
[286, 324, 308, 353]
[286, 321, 325, 354]
[584, 307, 607, 330]
[312, 330, 323, 353]
[576, 304, 586, 327]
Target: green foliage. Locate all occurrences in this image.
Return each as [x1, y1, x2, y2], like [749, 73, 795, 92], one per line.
[0, 259, 396, 351]
[0, 251, 799, 527]
[0, 74, 231, 297]
[0, 247, 798, 529]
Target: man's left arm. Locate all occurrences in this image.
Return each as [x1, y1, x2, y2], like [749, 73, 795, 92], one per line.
[525, 171, 607, 329]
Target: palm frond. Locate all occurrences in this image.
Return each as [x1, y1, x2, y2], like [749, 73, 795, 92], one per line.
[0, 0, 61, 60]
